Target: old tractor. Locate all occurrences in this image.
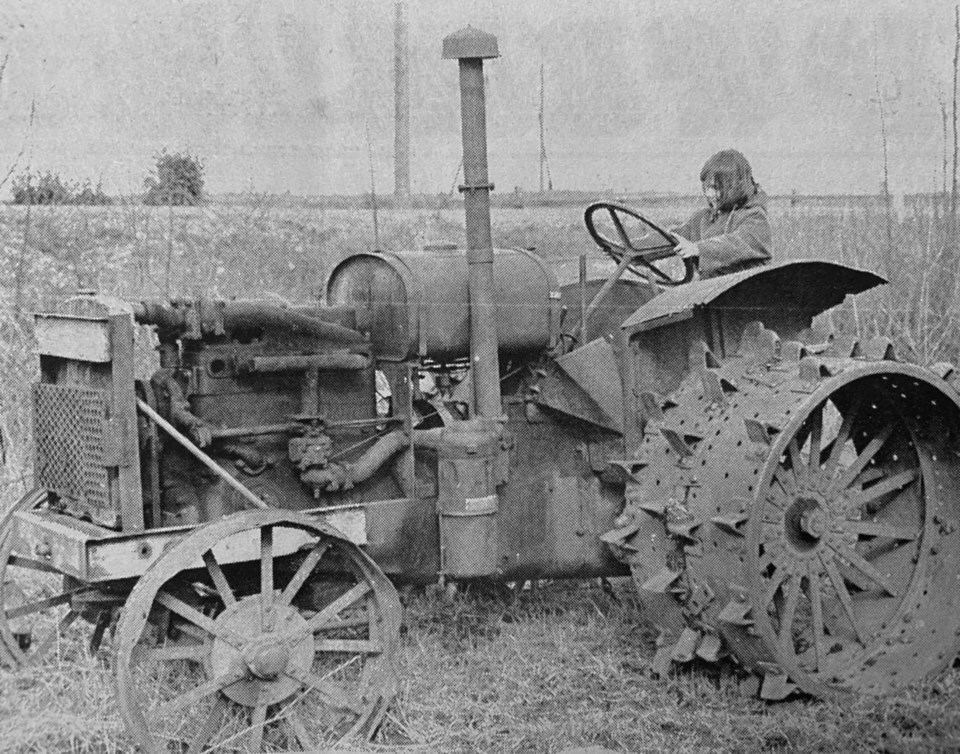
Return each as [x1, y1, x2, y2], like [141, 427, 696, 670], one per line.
[4, 25, 960, 752]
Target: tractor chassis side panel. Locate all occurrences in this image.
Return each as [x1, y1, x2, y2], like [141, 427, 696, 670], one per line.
[10, 504, 369, 583]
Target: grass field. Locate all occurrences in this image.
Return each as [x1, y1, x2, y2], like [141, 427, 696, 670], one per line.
[1, 195, 960, 752]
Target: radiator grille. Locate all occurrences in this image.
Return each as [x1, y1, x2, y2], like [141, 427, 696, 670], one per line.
[34, 383, 109, 510]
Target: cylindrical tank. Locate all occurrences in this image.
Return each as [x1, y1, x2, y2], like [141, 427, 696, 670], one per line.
[325, 247, 560, 362]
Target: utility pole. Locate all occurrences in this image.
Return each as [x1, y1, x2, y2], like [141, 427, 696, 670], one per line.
[393, 0, 411, 204]
[538, 62, 552, 192]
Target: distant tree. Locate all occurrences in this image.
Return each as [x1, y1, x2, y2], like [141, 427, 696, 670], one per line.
[143, 150, 205, 206]
[11, 171, 110, 205]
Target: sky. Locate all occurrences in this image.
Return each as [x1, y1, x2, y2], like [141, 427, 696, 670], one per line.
[0, 0, 953, 196]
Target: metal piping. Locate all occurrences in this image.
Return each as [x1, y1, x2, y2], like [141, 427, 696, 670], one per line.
[443, 27, 502, 419]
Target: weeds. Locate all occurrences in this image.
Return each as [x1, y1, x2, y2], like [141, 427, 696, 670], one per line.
[1, 198, 959, 751]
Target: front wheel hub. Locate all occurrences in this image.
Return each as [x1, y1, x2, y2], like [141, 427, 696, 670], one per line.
[210, 594, 314, 707]
[244, 638, 290, 681]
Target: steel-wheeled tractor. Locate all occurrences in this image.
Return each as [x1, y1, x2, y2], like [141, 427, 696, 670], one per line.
[5, 27, 960, 752]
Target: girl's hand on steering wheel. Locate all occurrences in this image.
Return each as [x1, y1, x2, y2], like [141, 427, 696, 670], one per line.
[673, 235, 700, 260]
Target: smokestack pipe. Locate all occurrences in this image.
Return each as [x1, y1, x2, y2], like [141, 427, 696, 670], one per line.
[442, 27, 502, 419]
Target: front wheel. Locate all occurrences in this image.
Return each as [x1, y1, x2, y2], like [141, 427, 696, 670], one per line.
[114, 509, 401, 753]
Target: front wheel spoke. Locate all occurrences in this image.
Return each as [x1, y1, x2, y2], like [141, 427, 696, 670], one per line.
[832, 543, 899, 596]
[247, 703, 267, 752]
[808, 563, 825, 671]
[5, 590, 75, 621]
[314, 638, 381, 655]
[303, 582, 372, 635]
[202, 550, 236, 608]
[155, 591, 224, 642]
[287, 711, 315, 750]
[155, 671, 245, 718]
[310, 615, 370, 631]
[846, 468, 919, 512]
[288, 669, 362, 715]
[777, 575, 801, 650]
[280, 542, 331, 607]
[260, 526, 274, 632]
[187, 694, 227, 754]
[832, 423, 895, 493]
[135, 642, 209, 665]
[822, 554, 867, 644]
[845, 519, 919, 541]
[28, 609, 80, 663]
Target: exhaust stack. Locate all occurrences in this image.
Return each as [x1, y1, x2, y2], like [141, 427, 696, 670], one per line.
[443, 27, 501, 419]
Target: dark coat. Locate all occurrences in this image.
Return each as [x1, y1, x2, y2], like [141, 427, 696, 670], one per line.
[672, 189, 772, 279]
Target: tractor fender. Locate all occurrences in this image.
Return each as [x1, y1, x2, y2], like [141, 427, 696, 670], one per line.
[622, 260, 885, 336]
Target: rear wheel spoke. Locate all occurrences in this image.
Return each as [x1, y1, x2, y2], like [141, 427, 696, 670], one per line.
[806, 407, 824, 475]
[787, 437, 804, 486]
[763, 566, 790, 608]
[778, 575, 801, 650]
[824, 398, 860, 478]
[846, 520, 919, 541]
[822, 555, 866, 645]
[832, 543, 899, 596]
[846, 468, 919, 511]
[832, 423, 895, 493]
[808, 563, 825, 671]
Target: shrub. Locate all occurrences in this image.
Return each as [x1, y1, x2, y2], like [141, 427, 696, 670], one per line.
[143, 151, 204, 206]
[10, 171, 110, 205]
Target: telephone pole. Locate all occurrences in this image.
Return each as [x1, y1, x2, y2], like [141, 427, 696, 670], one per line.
[394, 0, 411, 204]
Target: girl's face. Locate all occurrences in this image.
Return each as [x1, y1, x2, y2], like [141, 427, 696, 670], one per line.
[703, 180, 720, 209]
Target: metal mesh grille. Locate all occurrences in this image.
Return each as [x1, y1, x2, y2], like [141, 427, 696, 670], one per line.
[34, 383, 109, 509]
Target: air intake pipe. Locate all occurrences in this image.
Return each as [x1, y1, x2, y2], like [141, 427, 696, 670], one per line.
[443, 27, 501, 419]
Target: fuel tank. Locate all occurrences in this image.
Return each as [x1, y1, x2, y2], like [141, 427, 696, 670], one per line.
[325, 246, 560, 361]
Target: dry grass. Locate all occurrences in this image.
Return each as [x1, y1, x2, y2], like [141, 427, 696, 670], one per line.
[2, 580, 960, 752]
[2, 196, 960, 751]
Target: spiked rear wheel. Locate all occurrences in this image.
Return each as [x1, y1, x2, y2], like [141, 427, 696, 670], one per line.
[115, 510, 401, 753]
[748, 371, 959, 698]
[605, 325, 960, 699]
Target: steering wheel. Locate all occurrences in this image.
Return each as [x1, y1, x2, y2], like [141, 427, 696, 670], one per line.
[584, 202, 696, 286]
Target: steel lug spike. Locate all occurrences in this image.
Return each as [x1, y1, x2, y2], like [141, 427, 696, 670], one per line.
[671, 627, 701, 663]
[641, 567, 682, 594]
[718, 599, 754, 626]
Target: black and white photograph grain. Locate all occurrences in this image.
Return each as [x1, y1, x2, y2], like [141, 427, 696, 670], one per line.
[0, 1, 958, 752]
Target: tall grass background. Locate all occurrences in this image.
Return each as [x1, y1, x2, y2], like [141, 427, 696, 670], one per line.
[1, 194, 959, 752]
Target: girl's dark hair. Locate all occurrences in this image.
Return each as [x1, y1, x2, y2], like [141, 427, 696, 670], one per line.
[700, 149, 757, 210]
